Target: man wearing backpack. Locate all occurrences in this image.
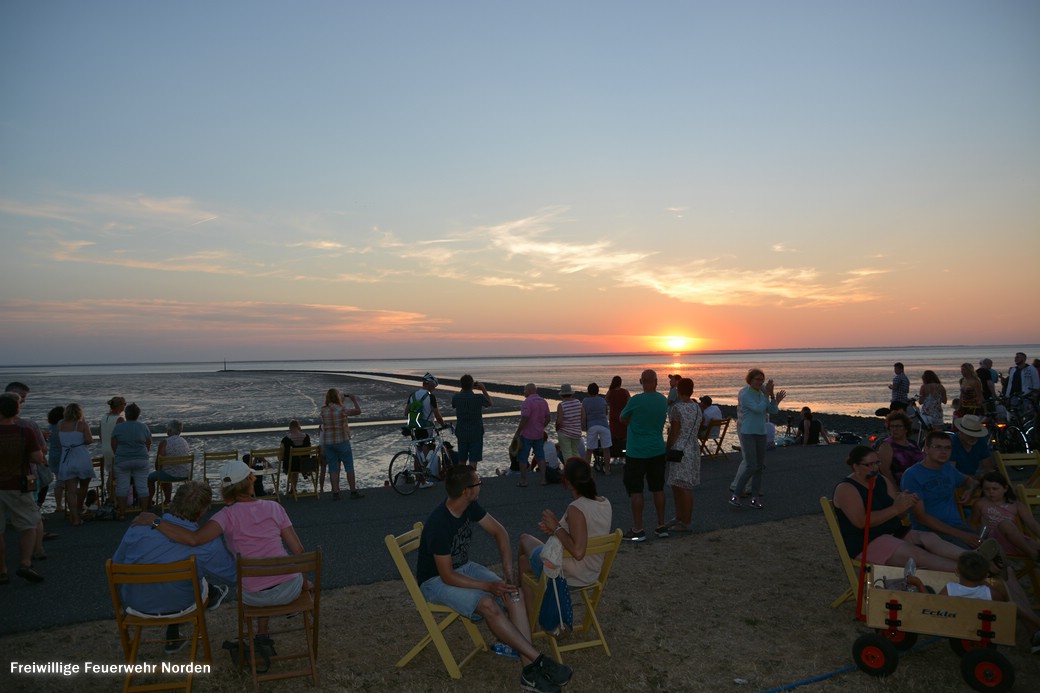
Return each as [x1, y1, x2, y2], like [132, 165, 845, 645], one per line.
[406, 373, 446, 441]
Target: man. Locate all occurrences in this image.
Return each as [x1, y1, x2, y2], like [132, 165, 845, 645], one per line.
[583, 383, 612, 475]
[112, 481, 235, 653]
[451, 375, 492, 467]
[416, 465, 572, 692]
[6, 382, 50, 557]
[979, 358, 999, 387]
[698, 396, 723, 439]
[900, 430, 980, 548]
[406, 373, 446, 441]
[620, 369, 669, 541]
[514, 384, 550, 487]
[949, 414, 992, 478]
[888, 362, 910, 412]
[666, 374, 681, 407]
[1001, 352, 1040, 399]
[0, 392, 45, 583]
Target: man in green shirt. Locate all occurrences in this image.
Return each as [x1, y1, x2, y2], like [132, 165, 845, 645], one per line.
[620, 369, 669, 542]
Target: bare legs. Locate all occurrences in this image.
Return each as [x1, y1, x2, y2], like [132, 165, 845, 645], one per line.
[475, 593, 540, 665]
[670, 487, 693, 530]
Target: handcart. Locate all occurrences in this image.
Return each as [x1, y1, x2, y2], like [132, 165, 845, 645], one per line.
[853, 564, 1018, 691]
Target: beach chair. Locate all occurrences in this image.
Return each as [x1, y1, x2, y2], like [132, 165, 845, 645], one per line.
[698, 418, 730, 460]
[202, 451, 238, 503]
[152, 453, 195, 514]
[994, 451, 1040, 489]
[1019, 483, 1040, 519]
[286, 445, 321, 501]
[521, 529, 623, 663]
[106, 555, 211, 693]
[247, 448, 283, 502]
[236, 549, 322, 692]
[385, 522, 486, 679]
[820, 496, 863, 608]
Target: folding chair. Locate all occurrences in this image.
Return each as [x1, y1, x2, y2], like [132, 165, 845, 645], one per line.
[286, 445, 321, 501]
[202, 451, 239, 504]
[1018, 483, 1040, 518]
[153, 454, 195, 514]
[521, 529, 623, 663]
[995, 451, 1040, 489]
[820, 496, 864, 608]
[106, 556, 211, 693]
[236, 549, 322, 692]
[699, 418, 730, 460]
[384, 522, 487, 679]
[247, 448, 283, 502]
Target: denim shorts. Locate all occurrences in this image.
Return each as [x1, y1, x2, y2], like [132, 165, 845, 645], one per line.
[322, 441, 354, 473]
[457, 439, 483, 464]
[420, 562, 501, 620]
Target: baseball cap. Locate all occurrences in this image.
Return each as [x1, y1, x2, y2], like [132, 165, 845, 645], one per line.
[221, 459, 253, 487]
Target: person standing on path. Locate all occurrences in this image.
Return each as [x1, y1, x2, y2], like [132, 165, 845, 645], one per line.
[514, 384, 550, 488]
[554, 384, 584, 463]
[728, 369, 785, 509]
[619, 369, 669, 541]
[451, 374, 492, 468]
[888, 362, 910, 412]
[605, 376, 630, 463]
[99, 396, 126, 504]
[320, 388, 363, 499]
[583, 383, 612, 475]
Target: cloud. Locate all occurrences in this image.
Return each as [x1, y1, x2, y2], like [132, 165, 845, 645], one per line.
[772, 243, 796, 253]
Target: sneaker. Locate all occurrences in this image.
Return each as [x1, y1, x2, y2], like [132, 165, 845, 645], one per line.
[164, 638, 189, 655]
[750, 497, 765, 509]
[536, 654, 573, 686]
[418, 481, 435, 489]
[520, 660, 561, 693]
[207, 583, 230, 611]
[654, 525, 670, 539]
[728, 495, 742, 508]
[623, 529, 647, 542]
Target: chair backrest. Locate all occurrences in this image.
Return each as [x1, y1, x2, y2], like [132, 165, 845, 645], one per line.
[715, 418, 731, 441]
[106, 556, 205, 653]
[994, 451, 1040, 488]
[236, 550, 322, 606]
[385, 522, 426, 605]
[820, 496, 859, 591]
[1017, 483, 1040, 514]
[571, 529, 623, 589]
[287, 445, 320, 473]
[156, 454, 195, 477]
[248, 448, 284, 501]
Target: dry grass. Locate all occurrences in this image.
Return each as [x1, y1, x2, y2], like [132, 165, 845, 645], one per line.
[4, 516, 1039, 692]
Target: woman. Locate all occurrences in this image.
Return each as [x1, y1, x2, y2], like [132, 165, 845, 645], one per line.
[111, 403, 152, 519]
[280, 419, 312, 495]
[664, 377, 702, 532]
[517, 458, 613, 602]
[796, 407, 828, 446]
[100, 396, 126, 501]
[833, 446, 962, 570]
[135, 459, 307, 645]
[57, 403, 94, 526]
[958, 362, 984, 417]
[728, 369, 785, 508]
[877, 411, 924, 488]
[605, 376, 630, 461]
[319, 388, 362, 500]
[148, 420, 191, 507]
[45, 405, 65, 510]
[918, 370, 947, 431]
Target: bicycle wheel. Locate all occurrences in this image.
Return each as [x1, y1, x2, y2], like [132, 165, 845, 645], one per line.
[389, 450, 421, 495]
[996, 425, 1028, 454]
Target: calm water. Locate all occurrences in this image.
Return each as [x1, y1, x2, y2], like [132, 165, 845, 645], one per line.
[6, 344, 1035, 491]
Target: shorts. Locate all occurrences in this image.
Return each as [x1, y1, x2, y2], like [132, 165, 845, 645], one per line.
[586, 425, 612, 450]
[322, 441, 354, 474]
[420, 562, 502, 621]
[854, 534, 907, 565]
[242, 573, 304, 607]
[623, 455, 666, 495]
[0, 489, 42, 532]
[457, 439, 483, 464]
[517, 436, 546, 466]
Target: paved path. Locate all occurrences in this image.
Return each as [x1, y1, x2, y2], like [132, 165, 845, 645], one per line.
[0, 444, 847, 636]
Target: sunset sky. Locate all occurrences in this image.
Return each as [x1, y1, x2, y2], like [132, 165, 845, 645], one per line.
[2, 1, 1038, 365]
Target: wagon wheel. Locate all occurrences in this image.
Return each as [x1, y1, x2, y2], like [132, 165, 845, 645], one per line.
[961, 648, 1014, 692]
[949, 637, 995, 658]
[877, 628, 918, 651]
[852, 634, 898, 677]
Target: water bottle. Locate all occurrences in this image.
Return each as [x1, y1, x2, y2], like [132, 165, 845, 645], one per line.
[492, 643, 519, 659]
[904, 557, 917, 592]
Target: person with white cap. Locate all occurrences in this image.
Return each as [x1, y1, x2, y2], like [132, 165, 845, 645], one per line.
[949, 414, 993, 479]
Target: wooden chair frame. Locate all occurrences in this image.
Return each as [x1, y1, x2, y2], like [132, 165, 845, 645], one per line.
[521, 528, 623, 663]
[153, 453, 195, 513]
[286, 445, 321, 501]
[384, 522, 486, 679]
[995, 451, 1040, 489]
[247, 448, 283, 502]
[820, 496, 863, 608]
[236, 549, 322, 692]
[699, 418, 731, 460]
[106, 556, 211, 693]
[202, 451, 239, 504]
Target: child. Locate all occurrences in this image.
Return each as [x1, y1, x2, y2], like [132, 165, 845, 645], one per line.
[974, 471, 1040, 561]
[940, 551, 1007, 600]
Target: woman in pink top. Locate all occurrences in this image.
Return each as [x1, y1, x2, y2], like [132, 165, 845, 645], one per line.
[135, 459, 308, 644]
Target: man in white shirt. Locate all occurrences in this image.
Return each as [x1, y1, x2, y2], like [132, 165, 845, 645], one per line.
[698, 396, 723, 438]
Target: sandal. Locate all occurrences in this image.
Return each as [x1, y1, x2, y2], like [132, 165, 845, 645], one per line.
[42, 532, 59, 541]
[16, 566, 44, 583]
[32, 552, 47, 561]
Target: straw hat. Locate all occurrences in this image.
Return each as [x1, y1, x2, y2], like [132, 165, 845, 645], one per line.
[954, 415, 988, 438]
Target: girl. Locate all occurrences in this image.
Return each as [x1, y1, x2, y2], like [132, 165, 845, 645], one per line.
[974, 471, 1040, 561]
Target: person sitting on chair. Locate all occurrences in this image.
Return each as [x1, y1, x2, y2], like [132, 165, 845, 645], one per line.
[280, 419, 312, 495]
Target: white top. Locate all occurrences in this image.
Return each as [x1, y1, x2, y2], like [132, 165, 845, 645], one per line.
[946, 582, 992, 600]
[561, 495, 613, 587]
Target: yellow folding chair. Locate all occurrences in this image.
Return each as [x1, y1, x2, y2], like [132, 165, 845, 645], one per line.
[286, 445, 321, 501]
[995, 451, 1040, 489]
[522, 529, 623, 663]
[236, 549, 322, 692]
[106, 556, 211, 693]
[153, 454, 195, 514]
[384, 522, 487, 679]
[820, 496, 864, 608]
[201, 451, 238, 504]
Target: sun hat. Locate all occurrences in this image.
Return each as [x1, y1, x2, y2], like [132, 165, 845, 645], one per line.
[954, 415, 988, 438]
[559, 384, 573, 396]
[220, 459, 253, 487]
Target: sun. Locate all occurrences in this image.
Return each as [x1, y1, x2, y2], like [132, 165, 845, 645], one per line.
[658, 335, 693, 352]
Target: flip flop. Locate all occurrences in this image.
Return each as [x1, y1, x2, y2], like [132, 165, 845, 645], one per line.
[16, 566, 44, 583]
[42, 532, 59, 541]
[516, 482, 528, 487]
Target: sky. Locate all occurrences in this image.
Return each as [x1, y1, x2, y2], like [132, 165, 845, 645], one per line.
[2, 1, 1038, 365]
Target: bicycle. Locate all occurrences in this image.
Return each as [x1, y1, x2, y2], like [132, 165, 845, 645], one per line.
[388, 424, 456, 495]
[987, 394, 1036, 453]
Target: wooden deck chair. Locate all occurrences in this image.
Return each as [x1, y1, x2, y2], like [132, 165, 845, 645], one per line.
[820, 496, 863, 608]
[202, 451, 238, 504]
[106, 556, 211, 693]
[247, 448, 283, 502]
[699, 418, 731, 460]
[153, 454, 195, 513]
[286, 445, 321, 501]
[995, 451, 1040, 489]
[384, 522, 486, 679]
[521, 529, 623, 663]
[1018, 483, 1040, 518]
[236, 549, 322, 692]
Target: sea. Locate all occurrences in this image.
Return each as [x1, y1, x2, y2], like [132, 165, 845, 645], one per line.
[5, 344, 1035, 492]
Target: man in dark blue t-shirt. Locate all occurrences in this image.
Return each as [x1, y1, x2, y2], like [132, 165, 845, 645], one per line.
[416, 465, 572, 692]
